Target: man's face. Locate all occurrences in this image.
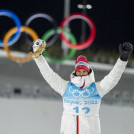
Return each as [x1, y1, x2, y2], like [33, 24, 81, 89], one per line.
[76, 69, 88, 76]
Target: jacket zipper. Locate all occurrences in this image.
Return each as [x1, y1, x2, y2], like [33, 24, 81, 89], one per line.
[77, 115, 79, 134]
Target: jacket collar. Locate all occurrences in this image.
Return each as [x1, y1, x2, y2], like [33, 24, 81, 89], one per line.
[70, 68, 95, 88]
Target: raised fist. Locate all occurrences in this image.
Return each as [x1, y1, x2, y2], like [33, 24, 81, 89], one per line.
[28, 39, 46, 58]
[33, 39, 46, 53]
[119, 42, 133, 61]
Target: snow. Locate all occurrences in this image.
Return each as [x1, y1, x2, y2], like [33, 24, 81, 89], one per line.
[0, 98, 134, 134]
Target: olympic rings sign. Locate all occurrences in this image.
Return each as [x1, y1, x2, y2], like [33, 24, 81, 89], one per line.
[3, 26, 39, 63]
[42, 28, 77, 63]
[0, 9, 21, 47]
[60, 13, 96, 50]
[0, 9, 96, 63]
[25, 13, 59, 48]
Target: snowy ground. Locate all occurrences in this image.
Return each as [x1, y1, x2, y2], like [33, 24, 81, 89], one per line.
[0, 98, 134, 134]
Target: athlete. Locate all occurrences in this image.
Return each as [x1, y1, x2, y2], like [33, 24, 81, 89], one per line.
[29, 39, 133, 134]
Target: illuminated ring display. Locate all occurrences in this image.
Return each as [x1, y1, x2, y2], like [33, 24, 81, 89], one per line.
[0, 9, 21, 47]
[25, 13, 58, 47]
[3, 26, 39, 63]
[42, 28, 77, 63]
[60, 13, 96, 50]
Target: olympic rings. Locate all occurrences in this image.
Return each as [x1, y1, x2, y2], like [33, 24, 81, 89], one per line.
[60, 13, 96, 50]
[25, 13, 58, 48]
[0, 9, 21, 47]
[3, 26, 39, 63]
[1, 10, 96, 63]
[42, 28, 77, 63]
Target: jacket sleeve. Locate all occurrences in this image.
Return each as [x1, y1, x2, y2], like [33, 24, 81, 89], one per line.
[96, 58, 128, 97]
[34, 55, 69, 96]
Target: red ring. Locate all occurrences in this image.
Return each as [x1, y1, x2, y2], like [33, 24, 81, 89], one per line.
[60, 13, 96, 50]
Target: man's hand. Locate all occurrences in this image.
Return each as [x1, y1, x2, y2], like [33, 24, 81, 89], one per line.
[33, 39, 46, 53]
[28, 39, 46, 58]
[119, 42, 133, 61]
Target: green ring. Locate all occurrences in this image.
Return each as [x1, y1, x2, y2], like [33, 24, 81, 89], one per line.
[41, 28, 77, 63]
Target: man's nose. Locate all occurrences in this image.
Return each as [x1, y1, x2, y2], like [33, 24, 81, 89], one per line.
[80, 72, 83, 76]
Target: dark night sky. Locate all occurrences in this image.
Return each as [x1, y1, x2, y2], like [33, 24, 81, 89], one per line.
[0, 0, 134, 50]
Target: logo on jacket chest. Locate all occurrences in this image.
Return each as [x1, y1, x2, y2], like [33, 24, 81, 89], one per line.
[68, 84, 98, 98]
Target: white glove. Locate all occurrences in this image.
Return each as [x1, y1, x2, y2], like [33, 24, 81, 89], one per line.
[33, 39, 46, 53]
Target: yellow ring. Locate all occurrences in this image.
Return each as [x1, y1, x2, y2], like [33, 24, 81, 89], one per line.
[3, 26, 39, 63]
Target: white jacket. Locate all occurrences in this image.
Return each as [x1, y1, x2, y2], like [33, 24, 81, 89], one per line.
[34, 55, 127, 134]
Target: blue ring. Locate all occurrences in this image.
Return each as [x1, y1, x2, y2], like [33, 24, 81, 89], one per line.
[0, 9, 21, 47]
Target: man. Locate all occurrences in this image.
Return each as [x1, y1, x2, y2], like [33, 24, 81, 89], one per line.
[29, 39, 133, 134]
